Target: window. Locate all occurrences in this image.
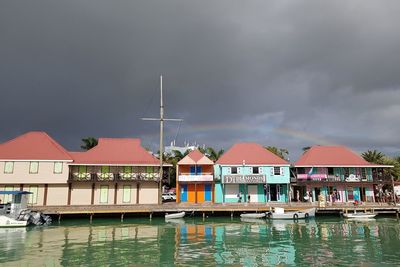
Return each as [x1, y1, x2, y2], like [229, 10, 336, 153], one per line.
[231, 167, 238, 174]
[297, 168, 305, 174]
[344, 168, 350, 177]
[190, 166, 196, 174]
[4, 162, 14, 174]
[361, 168, 367, 178]
[4, 186, 14, 203]
[328, 168, 334, 175]
[252, 167, 259, 174]
[196, 166, 202, 174]
[54, 162, 63, 174]
[29, 162, 39, 174]
[28, 185, 38, 204]
[100, 185, 109, 203]
[123, 185, 131, 203]
[273, 167, 281, 175]
[146, 166, 154, 173]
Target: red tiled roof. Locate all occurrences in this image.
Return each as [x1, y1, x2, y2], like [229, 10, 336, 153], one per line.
[178, 149, 214, 165]
[294, 146, 380, 167]
[70, 138, 159, 165]
[0, 131, 72, 161]
[216, 143, 289, 165]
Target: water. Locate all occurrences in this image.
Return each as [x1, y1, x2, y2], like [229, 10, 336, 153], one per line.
[0, 216, 399, 266]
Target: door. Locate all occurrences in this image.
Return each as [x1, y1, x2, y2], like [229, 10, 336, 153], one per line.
[100, 185, 109, 203]
[188, 184, 195, 203]
[248, 185, 258, 203]
[204, 184, 212, 201]
[181, 184, 188, 202]
[196, 184, 205, 203]
[269, 185, 277, 201]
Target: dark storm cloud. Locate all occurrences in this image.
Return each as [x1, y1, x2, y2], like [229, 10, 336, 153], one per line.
[0, 1, 399, 160]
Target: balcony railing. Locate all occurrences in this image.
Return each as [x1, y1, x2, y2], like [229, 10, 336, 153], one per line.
[178, 174, 214, 182]
[69, 172, 160, 182]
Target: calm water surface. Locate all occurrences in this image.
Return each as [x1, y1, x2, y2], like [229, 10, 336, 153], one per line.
[0, 216, 399, 266]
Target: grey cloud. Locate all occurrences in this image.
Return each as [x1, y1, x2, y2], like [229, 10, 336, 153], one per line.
[0, 0, 399, 160]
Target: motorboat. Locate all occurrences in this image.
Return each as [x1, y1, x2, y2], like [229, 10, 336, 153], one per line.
[0, 191, 52, 227]
[240, 213, 266, 219]
[165, 211, 185, 219]
[343, 210, 376, 219]
[266, 207, 316, 220]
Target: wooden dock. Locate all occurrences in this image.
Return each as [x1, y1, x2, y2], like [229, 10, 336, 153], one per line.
[31, 202, 400, 222]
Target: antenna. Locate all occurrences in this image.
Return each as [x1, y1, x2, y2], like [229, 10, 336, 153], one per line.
[141, 75, 183, 204]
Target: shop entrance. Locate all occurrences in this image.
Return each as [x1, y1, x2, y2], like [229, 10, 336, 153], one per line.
[269, 185, 278, 201]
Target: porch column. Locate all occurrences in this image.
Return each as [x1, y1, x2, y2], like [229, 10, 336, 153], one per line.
[212, 183, 215, 203]
[67, 183, 72, 205]
[114, 183, 118, 205]
[91, 183, 95, 205]
[20, 184, 23, 191]
[43, 184, 48, 206]
[136, 183, 140, 204]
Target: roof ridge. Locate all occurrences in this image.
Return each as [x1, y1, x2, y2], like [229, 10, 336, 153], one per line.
[42, 132, 73, 160]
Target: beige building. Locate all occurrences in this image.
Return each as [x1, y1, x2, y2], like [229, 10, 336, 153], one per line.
[0, 132, 72, 206]
[0, 132, 163, 206]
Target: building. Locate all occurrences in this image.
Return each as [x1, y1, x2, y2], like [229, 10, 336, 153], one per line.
[292, 146, 393, 203]
[214, 143, 291, 203]
[0, 132, 165, 206]
[176, 149, 214, 203]
[68, 138, 163, 205]
[0, 132, 73, 206]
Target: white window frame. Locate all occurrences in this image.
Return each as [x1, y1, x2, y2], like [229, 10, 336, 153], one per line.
[99, 185, 109, 203]
[4, 162, 14, 174]
[122, 185, 131, 203]
[259, 167, 263, 174]
[54, 162, 63, 174]
[226, 167, 231, 174]
[29, 162, 39, 174]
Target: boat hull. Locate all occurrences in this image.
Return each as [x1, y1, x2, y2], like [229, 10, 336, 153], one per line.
[165, 212, 185, 219]
[0, 215, 28, 227]
[267, 208, 316, 220]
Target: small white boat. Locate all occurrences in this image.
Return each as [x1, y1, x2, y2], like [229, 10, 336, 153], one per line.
[240, 213, 266, 219]
[343, 211, 376, 219]
[165, 211, 185, 219]
[266, 207, 316, 220]
[0, 216, 28, 227]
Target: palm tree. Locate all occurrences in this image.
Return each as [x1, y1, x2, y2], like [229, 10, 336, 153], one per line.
[361, 150, 385, 164]
[265, 146, 289, 161]
[81, 137, 98, 151]
[205, 147, 224, 161]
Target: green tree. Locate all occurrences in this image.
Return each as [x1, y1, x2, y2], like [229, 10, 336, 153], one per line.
[205, 147, 224, 161]
[81, 137, 98, 151]
[265, 146, 289, 160]
[361, 150, 385, 164]
[302, 146, 311, 153]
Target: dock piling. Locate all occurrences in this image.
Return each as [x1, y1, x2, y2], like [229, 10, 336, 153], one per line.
[396, 209, 399, 219]
[89, 214, 93, 224]
[150, 213, 153, 220]
[58, 214, 61, 224]
[202, 212, 205, 221]
[121, 213, 124, 223]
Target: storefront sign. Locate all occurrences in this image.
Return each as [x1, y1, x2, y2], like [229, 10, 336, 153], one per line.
[223, 175, 266, 184]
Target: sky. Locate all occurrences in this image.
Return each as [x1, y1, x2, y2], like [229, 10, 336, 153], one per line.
[1, 1, 400, 161]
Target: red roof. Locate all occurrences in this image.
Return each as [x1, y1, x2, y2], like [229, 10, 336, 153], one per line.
[294, 146, 380, 167]
[177, 149, 214, 165]
[216, 143, 289, 165]
[186, 149, 204, 162]
[70, 138, 160, 165]
[0, 131, 72, 161]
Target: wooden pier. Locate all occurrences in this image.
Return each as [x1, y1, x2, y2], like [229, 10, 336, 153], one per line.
[31, 202, 400, 221]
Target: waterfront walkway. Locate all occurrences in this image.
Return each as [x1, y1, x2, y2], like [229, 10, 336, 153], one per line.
[32, 202, 400, 220]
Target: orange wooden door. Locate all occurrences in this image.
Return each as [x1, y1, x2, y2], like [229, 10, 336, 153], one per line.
[188, 184, 196, 203]
[196, 184, 205, 203]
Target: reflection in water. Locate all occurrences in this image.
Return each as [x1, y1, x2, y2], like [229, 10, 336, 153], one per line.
[0, 217, 399, 266]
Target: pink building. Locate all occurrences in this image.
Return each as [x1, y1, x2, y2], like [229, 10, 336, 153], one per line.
[292, 146, 392, 203]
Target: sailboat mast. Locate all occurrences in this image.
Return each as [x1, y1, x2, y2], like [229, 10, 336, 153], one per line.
[159, 75, 164, 205]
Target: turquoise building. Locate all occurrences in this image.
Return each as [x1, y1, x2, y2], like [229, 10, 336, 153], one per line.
[214, 143, 291, 203]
